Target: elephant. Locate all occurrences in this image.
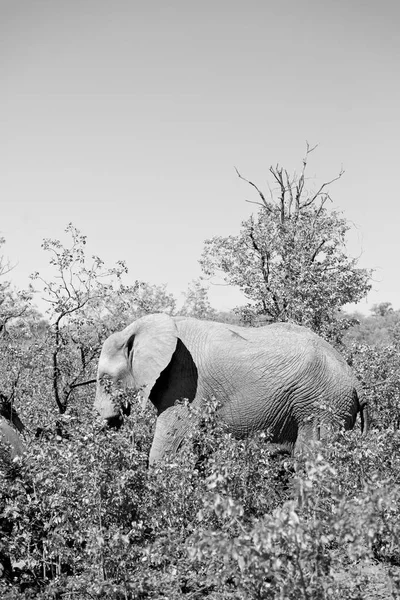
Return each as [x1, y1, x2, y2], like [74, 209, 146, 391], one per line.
[94, 313, 368, 465]
[0, 393, 25, 460]
[0, 418, 25, 460]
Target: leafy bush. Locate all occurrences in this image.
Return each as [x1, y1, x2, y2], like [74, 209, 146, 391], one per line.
[349, 343, 400, 430]
[1, 392, 400, 599]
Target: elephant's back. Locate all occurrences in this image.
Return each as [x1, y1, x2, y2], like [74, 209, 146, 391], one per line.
[176, 317, 352, 375]
[250, 322, 353, 372]
[175, 316, 357, 391]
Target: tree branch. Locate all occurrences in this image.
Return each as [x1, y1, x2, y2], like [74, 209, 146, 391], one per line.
[235, 167, 272, 212]
[300, 168, 345, 209]
[248, 224, 281, 316]
[269, 166, 287, 224]
[309, 240, 326, 264]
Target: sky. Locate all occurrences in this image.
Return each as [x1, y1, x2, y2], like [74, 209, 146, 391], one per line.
[1, 0, 400, 314]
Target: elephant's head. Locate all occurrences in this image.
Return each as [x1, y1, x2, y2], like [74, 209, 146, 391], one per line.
[94, 313, 178, 427]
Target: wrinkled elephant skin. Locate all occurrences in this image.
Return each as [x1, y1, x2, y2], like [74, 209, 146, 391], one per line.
[94, 314, 367, 464]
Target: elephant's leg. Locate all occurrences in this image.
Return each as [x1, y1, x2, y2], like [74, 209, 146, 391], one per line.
[149, 404, 192, 465]
[294, 419, 323, 456]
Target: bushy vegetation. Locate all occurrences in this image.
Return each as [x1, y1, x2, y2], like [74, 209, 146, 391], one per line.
[1, 399, 400, 599]
[1, 151, 399, 598]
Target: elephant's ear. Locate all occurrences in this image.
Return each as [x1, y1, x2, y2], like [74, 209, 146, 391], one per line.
[125, 313, 178, 408]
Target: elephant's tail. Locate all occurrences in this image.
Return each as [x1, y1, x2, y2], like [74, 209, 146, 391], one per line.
[360, 402, 369, 435]
[355, 388, 369, 436]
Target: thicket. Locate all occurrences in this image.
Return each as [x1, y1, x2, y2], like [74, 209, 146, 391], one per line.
[1, 150, 400, 598]
[1, 401, 400, 599]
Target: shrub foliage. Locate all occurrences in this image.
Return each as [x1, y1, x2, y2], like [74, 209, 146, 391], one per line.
[1, 395, 400, 599]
